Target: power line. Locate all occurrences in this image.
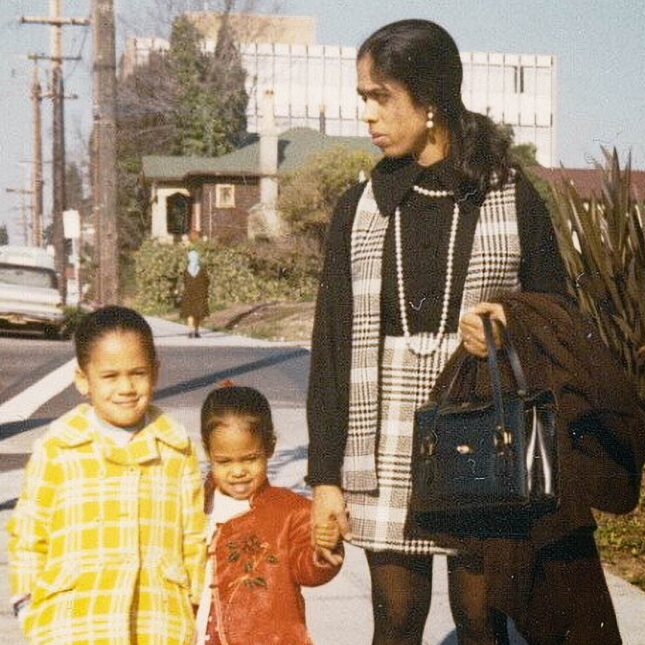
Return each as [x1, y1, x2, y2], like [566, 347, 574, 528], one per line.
[64, 16, 90, 82]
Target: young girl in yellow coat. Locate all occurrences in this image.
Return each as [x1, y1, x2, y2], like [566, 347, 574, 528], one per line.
[7, 306, 207, 644]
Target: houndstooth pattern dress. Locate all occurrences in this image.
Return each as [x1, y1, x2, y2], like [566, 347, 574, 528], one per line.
[344, 178, 522, 554]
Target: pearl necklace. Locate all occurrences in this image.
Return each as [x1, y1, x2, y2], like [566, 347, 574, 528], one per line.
[394, 185, 460, 356]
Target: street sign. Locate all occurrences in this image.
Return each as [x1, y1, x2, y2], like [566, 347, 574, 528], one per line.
[63, 209, 80, 239]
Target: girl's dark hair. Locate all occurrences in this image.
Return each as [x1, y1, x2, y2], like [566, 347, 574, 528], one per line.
[358, 19, 510, 198]
[74, 305, 157, 369]
[201, 385, 276, 456]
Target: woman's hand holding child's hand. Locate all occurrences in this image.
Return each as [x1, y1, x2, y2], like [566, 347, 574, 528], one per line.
[311, 485, 351, 567]
[315, 520, 340, 551]
[313, 519, 344, 567]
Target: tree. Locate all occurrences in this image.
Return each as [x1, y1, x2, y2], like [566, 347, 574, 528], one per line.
[114, 2, 249, 253]
[66, 162, 92, 217]
[511, 142, 539, 168]
[0, 224, 8, 245]
[278, 146, 378, 248]
[209, 4, 248, 150]
[505, 126, 554, 209]
[168, 13, 247, 157]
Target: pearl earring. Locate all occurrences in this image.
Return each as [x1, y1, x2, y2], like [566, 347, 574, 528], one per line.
[426, 108, 434, 130]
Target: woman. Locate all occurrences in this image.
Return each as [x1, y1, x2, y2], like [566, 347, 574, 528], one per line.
[306, 19, 622, 645]
[180, 249, 209, 338]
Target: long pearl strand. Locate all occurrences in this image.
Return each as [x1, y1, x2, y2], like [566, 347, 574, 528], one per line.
[394, 186, 460, 356]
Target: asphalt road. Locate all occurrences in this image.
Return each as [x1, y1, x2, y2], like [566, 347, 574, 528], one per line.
[0, 333, 73, 405]
[25, 344, 310, 418]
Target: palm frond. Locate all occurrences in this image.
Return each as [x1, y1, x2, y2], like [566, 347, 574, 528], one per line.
[549, 150, 645, 401]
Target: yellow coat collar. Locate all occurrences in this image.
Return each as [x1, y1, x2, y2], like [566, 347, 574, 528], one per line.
[51, 404, 189, 458]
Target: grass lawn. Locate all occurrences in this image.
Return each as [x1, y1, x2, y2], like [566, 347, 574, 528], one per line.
[595, 479, 645, 591]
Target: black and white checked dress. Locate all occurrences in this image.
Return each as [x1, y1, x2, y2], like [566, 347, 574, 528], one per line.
[343, 177, 522, 554]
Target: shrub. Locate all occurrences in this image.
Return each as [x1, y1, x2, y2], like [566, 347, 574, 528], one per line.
[549, 149, 645, 400]
[59, 305, 90, 339]
[278, 145, 378, 249]
[132, 238, 320, 314]
[133, 240, 186, 312]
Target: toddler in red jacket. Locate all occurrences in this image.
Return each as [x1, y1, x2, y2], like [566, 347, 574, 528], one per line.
[194, 384, 342, 645]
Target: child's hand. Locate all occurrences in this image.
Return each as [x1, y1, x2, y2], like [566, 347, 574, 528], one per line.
[311, 485, 350, 567]
[314, 520, 340, 550]
[313, 520, 343, 567]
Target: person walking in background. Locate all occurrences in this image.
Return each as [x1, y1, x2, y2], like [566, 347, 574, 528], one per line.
[181, 248, 210, 338]
[307, 18, 623, 645]
[195, 384, 342, 645]
[7, 306, 206, 644]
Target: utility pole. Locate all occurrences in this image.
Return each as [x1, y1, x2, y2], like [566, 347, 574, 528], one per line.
[91, 0, 118, 305]
[29, 58, 44, 247]
[21, 1, 89, 301]
[27, 53, 80, 251]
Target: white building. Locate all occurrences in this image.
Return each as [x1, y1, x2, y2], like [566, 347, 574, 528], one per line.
[123, 17, 557, 166]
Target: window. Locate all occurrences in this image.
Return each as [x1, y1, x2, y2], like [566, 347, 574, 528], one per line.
[216, 184, 236, 208]
[0, 263, 57, 289]
[508, 66, 526, 94]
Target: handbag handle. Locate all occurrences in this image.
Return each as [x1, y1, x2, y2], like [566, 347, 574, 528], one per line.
[440, 314, 528, 405]
[482, 314, 529, 448]
[482, 315, 528, 398]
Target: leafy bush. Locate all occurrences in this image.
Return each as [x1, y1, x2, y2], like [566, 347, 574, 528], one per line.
[133, 240, 186, 312]
[239, 236, 321, 292]
[132, 238, 320, 314]
[278, 145, 378, 248]
[59, 306, 90, 339]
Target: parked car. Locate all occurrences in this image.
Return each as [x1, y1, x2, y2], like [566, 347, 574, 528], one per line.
[0, 246, 65, 338]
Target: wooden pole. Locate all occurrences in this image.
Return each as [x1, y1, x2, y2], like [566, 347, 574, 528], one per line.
[50, 0, 67, 300]
[92, 0, 118, 305]
[31, 62, 44, 247]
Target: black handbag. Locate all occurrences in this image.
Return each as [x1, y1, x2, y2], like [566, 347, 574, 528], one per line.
[410, 315, 559, 516]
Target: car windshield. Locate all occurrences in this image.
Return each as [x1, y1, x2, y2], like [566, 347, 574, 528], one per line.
[0, 263, 57, 289]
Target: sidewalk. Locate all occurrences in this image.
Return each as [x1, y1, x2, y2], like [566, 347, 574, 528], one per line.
[1, 319, 644, 644]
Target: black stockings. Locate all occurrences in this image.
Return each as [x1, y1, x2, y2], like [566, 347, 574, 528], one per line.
[365, 550, 509, 645]
[366, 550, 432, 645]
[448, 556, 509, 645]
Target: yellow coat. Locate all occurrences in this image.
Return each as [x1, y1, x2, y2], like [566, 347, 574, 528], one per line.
[7, 404, 207, 644]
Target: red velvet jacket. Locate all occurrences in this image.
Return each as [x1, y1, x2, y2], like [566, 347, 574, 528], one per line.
[205, 484, 341, 645]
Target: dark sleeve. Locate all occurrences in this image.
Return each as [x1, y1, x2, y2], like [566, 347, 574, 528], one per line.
[306, 183, 364, 487]
[516, 170, 570, 297]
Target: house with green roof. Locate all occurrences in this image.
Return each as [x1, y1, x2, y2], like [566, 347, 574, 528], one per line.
[141, 125, 378, 242]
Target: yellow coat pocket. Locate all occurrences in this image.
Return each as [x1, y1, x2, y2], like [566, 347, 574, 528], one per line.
[31, 566, 79, 605]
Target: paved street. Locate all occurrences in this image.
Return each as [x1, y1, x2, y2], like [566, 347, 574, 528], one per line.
[0, 332, 74, 404]
[1, 317, 644, 644]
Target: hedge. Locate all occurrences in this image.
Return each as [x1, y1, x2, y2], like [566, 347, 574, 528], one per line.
[132, 238, 320, 313]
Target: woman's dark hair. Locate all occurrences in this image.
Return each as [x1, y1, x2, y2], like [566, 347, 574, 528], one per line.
[358, 19, 510, 198]
[201, 385, 276, 457]
[74, 305, 157, 370]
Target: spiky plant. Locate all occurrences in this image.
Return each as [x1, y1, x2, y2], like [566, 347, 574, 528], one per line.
[549, 148, 645, 402]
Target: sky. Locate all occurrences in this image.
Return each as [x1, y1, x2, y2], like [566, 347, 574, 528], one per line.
[1, 0, 644, 243]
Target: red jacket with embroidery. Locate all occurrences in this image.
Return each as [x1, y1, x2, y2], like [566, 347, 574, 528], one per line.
[205, 484, 341, 645]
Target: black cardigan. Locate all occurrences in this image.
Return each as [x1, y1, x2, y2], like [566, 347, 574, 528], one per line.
[306, 156, 569, 486]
